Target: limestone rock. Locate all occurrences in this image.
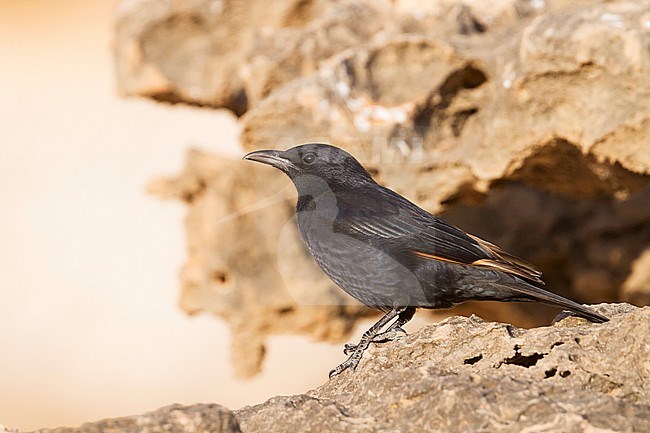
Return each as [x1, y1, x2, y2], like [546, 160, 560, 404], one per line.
[31, 404, 240, 433]
[113, 0, 603, 112]
[113, 0, 390, 114]
[31, 305, 650, 433]
[240, 1, 650, 201]
[234, 304, 650, 433]
[242, 0, 391, 107]
[113, 0, 311, 114]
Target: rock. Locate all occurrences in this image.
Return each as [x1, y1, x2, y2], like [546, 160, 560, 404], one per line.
[31, 404, 240, 433]
[113, 0, 390, 114]
[31, 305, 650, 433]
[240, 1, 650, 201]
[118, 0, 650, 375]
[241, 0, 391, 107]
[234, 304, 650, 433]
[113, 0, 606, 113]
[113, 0, 306, 114]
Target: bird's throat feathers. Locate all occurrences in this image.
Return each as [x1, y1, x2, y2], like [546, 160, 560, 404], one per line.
[291, 170, 374, 199]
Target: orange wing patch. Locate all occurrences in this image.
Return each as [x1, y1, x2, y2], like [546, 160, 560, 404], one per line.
[411, 233, 545, 285]
[466, 234, 542, 277]
[470, 259, 544, 283]
[410, 250, 465, 265]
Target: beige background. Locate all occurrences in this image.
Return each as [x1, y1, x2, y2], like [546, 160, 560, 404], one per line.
[0, 0, 354, 429]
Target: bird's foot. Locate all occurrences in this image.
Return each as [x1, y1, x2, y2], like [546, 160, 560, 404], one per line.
[329, 345, 365, 379]
[332, 308, 413, 378]
[342, 327, 407, 355]
[328, 358, 352, 378]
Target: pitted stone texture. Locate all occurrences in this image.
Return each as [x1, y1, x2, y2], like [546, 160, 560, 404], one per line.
[30, 307, 649, 433]
[235, 304, 650, 433]
[113, 0, 389, 114]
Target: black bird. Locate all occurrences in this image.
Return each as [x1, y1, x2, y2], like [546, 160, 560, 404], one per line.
[244, 143, 608, 377]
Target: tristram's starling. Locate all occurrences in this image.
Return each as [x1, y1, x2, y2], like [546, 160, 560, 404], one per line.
[244, 143, 608, 378]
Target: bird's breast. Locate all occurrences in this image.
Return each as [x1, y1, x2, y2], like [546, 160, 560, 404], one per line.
[295, 208, 420, 309]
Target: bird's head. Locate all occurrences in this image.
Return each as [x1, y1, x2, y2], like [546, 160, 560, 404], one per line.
[243, 143, 374, 191]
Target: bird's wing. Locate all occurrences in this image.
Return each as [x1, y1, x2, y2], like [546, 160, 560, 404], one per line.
[335, 185, 544, 285]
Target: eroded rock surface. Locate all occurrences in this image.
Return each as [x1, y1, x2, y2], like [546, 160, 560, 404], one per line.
[116, 0, 650, 375]
[30, 305, 650, 433]
[31, 404, 240, 433]
[236, 304, 650, 433]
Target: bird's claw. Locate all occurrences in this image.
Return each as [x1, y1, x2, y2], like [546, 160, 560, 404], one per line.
[328, 362, 347, 379]
[329, 349, 363, 379]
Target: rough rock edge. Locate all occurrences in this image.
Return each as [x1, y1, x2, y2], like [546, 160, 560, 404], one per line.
[27, 304, 650, 433]
[29, 404, 241, 433]
[234, 303, 650, 432]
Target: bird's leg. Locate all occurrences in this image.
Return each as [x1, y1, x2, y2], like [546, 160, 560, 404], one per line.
[330, 307, 404, 378]
[370, 306, 416, 343]
[343, 306, 415, 355]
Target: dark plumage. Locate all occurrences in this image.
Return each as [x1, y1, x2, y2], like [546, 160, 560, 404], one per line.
[244, 143, 608, 377]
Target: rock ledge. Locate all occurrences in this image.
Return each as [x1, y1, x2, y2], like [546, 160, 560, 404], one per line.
[29, 304, 650, 433]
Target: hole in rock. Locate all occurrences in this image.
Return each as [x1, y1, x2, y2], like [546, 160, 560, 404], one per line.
[411, 64, 488, 137]
[464, 354, 483, 365]
[503, 345, 545, 368]
[545, 368, 557, 378]
[212, 271, 229, 284]
[277, 306, 295, 314]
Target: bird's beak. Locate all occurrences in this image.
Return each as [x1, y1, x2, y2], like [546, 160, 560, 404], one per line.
[243, 149, 295, 171]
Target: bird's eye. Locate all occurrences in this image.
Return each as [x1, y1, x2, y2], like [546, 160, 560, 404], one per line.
[302, 153, 316, 164]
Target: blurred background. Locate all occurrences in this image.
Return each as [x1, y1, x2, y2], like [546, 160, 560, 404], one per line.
[0, 0, 344, 430]
[2, 0, 649, 430]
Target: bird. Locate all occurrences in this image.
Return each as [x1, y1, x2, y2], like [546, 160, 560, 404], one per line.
[243, 143, 608, 378]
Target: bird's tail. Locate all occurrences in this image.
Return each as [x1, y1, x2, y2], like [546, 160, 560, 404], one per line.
[498, 278, 609, 323]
